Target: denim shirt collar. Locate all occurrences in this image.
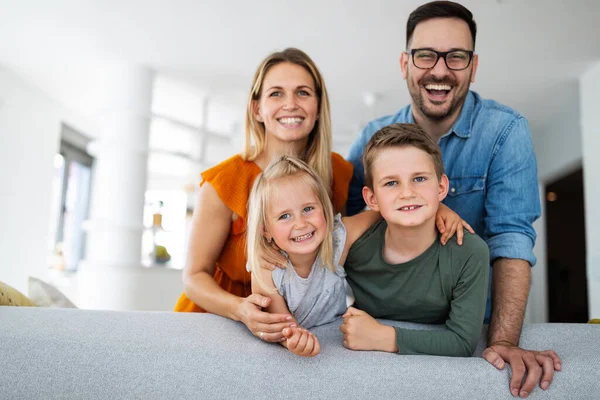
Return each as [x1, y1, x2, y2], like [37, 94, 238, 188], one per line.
[407, 91, 475, 139]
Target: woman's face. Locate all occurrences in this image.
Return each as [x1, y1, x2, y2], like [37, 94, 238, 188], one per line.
[254, 62, 319, 147]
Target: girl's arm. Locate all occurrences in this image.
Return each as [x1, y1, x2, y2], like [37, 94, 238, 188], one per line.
[251, 267, 320, 357]
[436, 203, 474, 245]
[182, 182, 293, 341]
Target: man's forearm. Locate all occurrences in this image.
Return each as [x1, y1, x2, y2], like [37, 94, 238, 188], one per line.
[488, 258, 531, 346]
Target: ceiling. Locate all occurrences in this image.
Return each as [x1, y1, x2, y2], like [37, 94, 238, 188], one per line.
[0, 0, 599, 140]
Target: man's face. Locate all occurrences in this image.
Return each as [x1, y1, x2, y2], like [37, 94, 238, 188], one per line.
[400, 18, 478, 122]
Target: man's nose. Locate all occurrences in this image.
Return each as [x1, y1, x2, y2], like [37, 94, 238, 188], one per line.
[430, 55, 450, 77]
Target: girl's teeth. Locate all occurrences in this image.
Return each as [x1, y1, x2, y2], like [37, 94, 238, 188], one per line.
[293, 232, 313, 242]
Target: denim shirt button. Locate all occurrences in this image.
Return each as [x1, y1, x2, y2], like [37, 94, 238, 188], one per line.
[451, 187, 456, 193]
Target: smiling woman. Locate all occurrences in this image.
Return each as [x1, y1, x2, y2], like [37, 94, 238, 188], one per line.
[173, 48, 353, 342]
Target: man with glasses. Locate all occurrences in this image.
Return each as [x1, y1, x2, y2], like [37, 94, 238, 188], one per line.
[346, 1, 561, 397]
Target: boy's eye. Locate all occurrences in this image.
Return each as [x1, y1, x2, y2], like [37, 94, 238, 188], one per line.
[384, 181, 397, 187]
[414, 176, 426, 183]
[303, 206, 314, 213]
[278, 213, 291, 220]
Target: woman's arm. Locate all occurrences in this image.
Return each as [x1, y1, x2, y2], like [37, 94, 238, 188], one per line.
[182, 182, 293, 340]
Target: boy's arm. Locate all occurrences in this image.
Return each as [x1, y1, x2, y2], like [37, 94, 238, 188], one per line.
[340, 211, 381, 265]
[393, 241, 490, 356]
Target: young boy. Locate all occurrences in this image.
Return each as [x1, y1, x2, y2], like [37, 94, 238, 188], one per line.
[340, 123, 489, 357]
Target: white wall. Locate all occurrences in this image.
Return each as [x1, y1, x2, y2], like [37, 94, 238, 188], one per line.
[528, 80, 583, 323]
[581, 62, 600, 319]
[0, 66, 62, 293]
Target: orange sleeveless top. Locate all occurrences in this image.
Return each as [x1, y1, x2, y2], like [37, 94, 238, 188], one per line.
[174, 152, 353, 312]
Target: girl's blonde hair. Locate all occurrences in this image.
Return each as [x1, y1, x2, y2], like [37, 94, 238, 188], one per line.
[247, 155, 335, 290]
[243, 47, 333, 199]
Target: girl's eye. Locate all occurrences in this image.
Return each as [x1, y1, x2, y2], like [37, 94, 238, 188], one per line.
[414, 176, 426, 183]
[303, 206, 314, 213]
[384, 181, 397, 187]
[278, 213, 291, 220]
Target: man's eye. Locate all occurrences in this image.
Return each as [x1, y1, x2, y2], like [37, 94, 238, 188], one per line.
[278, 213, 290, 220]
[414, 176, 426, 183]
[303, 206, 314, 213]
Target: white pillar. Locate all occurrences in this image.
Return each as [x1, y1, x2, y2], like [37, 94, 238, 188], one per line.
[580, 61, 600, 319]
[78, 64, 155, 310]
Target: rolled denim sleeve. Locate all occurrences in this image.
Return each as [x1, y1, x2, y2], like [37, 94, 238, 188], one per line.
[346, 128, 370, 216]
[484, 116, 541, 266]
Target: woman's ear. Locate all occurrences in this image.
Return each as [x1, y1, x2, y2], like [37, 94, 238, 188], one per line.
[252, 100, 263, 122]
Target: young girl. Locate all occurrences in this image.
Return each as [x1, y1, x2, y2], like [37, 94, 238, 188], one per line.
[247, 155, 471, 357]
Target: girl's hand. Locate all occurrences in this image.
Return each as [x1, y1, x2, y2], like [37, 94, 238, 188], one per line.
[435, 203, 474, 245]
[282, 326, 320, 357]
[238, 294, 295, 343]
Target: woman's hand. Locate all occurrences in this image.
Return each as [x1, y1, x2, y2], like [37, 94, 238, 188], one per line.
[238, 294, 295, 342]
[435, 203, 475, 245]
[282, 326, 320, 357]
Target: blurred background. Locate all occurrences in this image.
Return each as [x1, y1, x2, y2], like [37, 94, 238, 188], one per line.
[0, 0, 598, 322]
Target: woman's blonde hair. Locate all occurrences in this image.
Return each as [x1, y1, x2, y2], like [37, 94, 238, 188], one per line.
[243, 48, 333, 198]
[247, 155, 335, 290]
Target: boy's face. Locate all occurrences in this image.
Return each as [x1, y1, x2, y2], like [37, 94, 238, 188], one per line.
[362, 146, 448, 229]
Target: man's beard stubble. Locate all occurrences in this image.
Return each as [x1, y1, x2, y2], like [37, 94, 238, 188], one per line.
[408, 71, 472, 122]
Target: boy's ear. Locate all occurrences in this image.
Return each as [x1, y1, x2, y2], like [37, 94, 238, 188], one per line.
[438, 174, 449, 202]
[362, 186, 380, 212]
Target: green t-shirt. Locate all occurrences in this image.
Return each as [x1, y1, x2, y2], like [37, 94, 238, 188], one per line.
[345, 219, 490, 357]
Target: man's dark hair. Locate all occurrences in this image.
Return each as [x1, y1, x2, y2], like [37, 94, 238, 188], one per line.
[406, 1, 477, 49]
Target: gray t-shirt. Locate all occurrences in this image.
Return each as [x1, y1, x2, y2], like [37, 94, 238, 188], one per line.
[272, 214, 351, 329]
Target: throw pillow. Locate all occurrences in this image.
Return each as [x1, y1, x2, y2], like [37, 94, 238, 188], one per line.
[28, 276, 77, 308]
[0, 281, 35, 307]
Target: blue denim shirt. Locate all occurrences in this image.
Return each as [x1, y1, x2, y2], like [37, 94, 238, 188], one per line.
[347, 90, 540, 267]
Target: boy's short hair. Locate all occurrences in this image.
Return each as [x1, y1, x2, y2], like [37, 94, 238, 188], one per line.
[363, 123, 445, 188]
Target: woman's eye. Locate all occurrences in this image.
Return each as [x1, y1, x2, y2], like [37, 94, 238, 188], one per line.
[298, 90, 310, 96]
[414, 176, 426, 183]
[269, 91, 282, 97]
[303, 206, 314, 213]
[278, 213, 291, 220]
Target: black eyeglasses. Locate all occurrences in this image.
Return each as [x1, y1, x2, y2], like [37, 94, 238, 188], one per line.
[410, 49, 474, 71]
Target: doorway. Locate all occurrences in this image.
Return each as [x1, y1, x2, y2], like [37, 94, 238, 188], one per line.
[545, 167, 588, 322]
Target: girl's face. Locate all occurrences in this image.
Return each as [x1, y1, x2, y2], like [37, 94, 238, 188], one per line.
[254, 62, 319, 147]
[265, 176, 326, 261]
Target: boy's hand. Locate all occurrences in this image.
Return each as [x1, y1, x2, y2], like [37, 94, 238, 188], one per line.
[436, 203, 474, 245]
[340, 307, 398, 352]
[282, 326, 320, 357]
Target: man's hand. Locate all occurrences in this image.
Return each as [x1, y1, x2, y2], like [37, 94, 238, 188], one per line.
[282, 326, 320, 357]
[483, 342, 562, 398]
[238, 294, 294, 342]
[339, 307, 398, 352]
